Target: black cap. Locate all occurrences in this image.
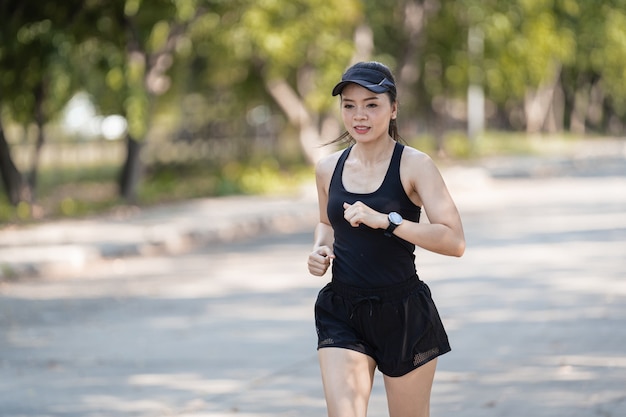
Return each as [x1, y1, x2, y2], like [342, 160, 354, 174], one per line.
[332, 67, 396, 96]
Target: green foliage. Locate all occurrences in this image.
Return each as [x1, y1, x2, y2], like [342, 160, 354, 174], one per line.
[4, 0, 626, 136]
[139, 158, 311, 205]
[0, 1, 86, 124]
[3, 0, 626, 220]
[0, 158, 310, 223]
[475, 1, 576, 102]
[408, 132, 477, 159]
[597, 7, 626, 115]
[0, 164, 120, 222]
[186, 0, 360, 115]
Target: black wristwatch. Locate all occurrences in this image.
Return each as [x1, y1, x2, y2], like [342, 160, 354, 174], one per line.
[384, 211, 403, 237]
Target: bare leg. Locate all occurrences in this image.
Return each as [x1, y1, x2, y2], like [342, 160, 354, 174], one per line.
[383, 358, 437, 417]
[318, 347, 377, 417]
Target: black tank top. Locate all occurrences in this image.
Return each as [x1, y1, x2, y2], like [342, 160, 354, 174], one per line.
[328, 142, 421, 288]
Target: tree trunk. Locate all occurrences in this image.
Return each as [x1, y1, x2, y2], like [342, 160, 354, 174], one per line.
[525, 66, 562, 134]
[525, 86, 556, 134]
[118, 134, 143, 202]
[265, 78, 328, 164]
[350, 24, 374, 64]
[396, 0, 431, 115]
[26, 81, 46, 202]
[0, 119, 26, 206]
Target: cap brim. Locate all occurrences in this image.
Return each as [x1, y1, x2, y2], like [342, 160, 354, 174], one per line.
[332, 80, 389, 96]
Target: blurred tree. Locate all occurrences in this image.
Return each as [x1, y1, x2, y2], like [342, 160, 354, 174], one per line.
[74, 0, 202, 202]
[559, 0, 626, 134]
[446, 0, 626, 135]
[597, 4, 626, 131]
[2, 0, 626, 216]
[480, 0, 576, 133]
[362, 0, 443, 137]
[0, 0, 86, 206]
[182, 0, 362, 163]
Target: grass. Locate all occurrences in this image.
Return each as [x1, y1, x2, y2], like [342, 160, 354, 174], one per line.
[409, 130, 589, 160]
[0, 157, 313, 224]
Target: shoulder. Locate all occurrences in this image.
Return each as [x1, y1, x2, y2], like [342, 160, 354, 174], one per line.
[400, 145, 437, 172]
[315, 148, 345, 181]
[399, 145, 445, 194]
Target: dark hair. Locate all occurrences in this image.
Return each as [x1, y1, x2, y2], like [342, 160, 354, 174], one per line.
[327, 61, 405, 146]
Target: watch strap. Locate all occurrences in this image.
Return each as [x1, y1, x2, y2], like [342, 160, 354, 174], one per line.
[384, 222, 398, 237]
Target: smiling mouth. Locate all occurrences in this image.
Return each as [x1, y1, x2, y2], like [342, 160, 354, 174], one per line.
[354, 126, 370, 134]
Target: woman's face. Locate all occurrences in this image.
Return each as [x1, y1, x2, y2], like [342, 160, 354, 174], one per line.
[340, 83, 397, 143]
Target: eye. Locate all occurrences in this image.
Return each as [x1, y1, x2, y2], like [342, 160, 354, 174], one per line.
[343, 103, 354, 109]
[367, 103, 378, 108]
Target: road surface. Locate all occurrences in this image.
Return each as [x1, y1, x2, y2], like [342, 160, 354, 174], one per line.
[1, 166, 625, 416]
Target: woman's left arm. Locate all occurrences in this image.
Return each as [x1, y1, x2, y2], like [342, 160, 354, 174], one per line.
[394, 150, 465, 257]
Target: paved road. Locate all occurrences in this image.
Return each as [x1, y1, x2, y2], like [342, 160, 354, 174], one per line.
[1, 154, 626, 416]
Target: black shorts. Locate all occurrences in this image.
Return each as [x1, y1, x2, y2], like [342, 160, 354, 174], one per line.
[314, 276, 451, 377]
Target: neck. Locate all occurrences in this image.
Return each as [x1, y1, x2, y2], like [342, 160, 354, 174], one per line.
[352, 137, 395, 165]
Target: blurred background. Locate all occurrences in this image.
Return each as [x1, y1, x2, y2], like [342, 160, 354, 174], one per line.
[1, 2, 626, 416]
[1, 0, 625, 222]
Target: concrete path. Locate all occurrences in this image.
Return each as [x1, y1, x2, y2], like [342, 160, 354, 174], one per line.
[1, 146, 625, 416]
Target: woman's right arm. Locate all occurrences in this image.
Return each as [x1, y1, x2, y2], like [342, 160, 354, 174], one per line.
[308, 154, 338, 276]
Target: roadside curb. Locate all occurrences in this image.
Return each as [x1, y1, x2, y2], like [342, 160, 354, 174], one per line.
[0, 193, 318, 281]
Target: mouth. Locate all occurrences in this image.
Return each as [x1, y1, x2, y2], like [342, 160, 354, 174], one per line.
[353, 126, 370, 134]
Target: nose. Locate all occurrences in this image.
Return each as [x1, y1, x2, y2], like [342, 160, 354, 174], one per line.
[354, 106, 367, 119]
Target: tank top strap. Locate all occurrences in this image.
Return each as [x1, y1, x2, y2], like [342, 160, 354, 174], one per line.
[387, 141, 405, 185]
[329, 145, 353, 191]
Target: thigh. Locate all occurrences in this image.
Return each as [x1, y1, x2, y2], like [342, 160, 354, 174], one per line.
[318, 347, 377, 417]
[383, 358, 437, 417]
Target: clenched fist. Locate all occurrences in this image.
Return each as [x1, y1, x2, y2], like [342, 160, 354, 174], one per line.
[308, 246, 335, 276]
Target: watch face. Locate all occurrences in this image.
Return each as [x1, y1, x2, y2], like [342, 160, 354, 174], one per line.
[389, 212, 403, 225]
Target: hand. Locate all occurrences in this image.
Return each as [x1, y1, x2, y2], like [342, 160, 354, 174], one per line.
[308, 246, 335, 276]
[343, 201, 387, 229]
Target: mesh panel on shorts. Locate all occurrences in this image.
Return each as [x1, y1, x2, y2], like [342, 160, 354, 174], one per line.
[413, 347, 440, 367]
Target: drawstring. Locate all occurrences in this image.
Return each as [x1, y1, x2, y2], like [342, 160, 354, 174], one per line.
[349, 295, 382, 319]
[331, 276, 422, 320]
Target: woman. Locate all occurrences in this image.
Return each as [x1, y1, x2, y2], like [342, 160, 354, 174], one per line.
[307, 61, 465, 417]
